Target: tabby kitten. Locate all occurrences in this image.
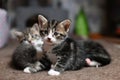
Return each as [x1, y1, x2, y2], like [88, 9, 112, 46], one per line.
[38, 15, 71, 46]
[37, 15, 111, 76]
[12, 23, 51, 73]
[38, 15, 71, 64]
[48, 38, 111, 76]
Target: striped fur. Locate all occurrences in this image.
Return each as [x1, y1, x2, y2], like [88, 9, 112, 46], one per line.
[48, 38, 111, 75]
[38, 15, 71, 45]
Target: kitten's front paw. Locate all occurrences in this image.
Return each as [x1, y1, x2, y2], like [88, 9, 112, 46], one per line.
[48, 69, 60, 76]
[23, 67, 37, 73]
[23, 67, 31, 73]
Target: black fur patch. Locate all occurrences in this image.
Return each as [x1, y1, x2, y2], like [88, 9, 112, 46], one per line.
[51, 38, 111, 72]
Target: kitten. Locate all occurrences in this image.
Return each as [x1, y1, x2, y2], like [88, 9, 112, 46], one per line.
[48, 38, 111, 76]
[38, 15, 111, 76]
[38, 15, 71, 64]
[38, 15, 70, 45]
[12, 23, 51, 73]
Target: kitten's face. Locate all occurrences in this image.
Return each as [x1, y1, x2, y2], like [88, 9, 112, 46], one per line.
[14, 23, 43, 51]
[38, 15, 71, 45]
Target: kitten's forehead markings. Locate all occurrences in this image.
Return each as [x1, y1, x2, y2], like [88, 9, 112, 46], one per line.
[48, 20, 57, 34]
[49, 20, 52, 28]
[48, 30, 53, 38]
[49, 20, 58, 29]
[52, 21, 58, 28]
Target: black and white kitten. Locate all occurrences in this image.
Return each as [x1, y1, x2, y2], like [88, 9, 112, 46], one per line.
[37, 15, 111, 76]
[12, 23, 51, 73]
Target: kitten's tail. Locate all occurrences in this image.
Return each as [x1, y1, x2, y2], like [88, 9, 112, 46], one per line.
[87, 51, 111, 66]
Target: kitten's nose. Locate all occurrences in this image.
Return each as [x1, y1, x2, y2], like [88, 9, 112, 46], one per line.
[29, 41, 34, 45]
[29, 41, 31, 43]
[48, 38, 51, 41]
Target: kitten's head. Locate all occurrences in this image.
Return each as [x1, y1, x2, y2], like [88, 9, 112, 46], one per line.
[13, 23, 43, 51]
[38, 15, 71, 45]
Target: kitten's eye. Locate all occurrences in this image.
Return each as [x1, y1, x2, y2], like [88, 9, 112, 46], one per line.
[54, 32, 58, 36]
[44, 30, 48, 34]
[31, 34, 39, 38]
[35, 34, 38, 37]
[31, 35, 34, 38]
[23, 38, 26, 41]
[60, 34, 65, 37]
[40, 31, 44, 35]
[56, 33, 66, 39]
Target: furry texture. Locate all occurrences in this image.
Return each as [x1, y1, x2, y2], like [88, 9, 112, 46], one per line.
[37, 15, 110, 76]
[0, 39, 119, 80]
[48, 38, 111, 75]
[12, 43, 51, 72]
[12, 43, 37, 70]
[12, 15, 111, 75]
[11, 23, 51, 73]
[38, 15, 71, 45]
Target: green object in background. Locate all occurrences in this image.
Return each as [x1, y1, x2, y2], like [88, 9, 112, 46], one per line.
[74, 8, 89, 38]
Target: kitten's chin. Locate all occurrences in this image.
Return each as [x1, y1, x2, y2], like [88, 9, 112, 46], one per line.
[44, 41, 56, 46]
[44, 40, 63, 46]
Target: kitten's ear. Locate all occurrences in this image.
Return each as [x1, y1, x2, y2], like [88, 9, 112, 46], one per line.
[58, 19, 71, 32]
[11, 29, 23, 40]
[38, 15, 48, 27]
[31, 23, 39, 31]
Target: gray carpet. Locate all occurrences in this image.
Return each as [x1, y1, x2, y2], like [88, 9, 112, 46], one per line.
[0, 39, 120, 80]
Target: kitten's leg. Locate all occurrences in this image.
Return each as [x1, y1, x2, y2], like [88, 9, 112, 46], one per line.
[24, 67, 37, 73]
[48, 69, 60, 76]
[85, 58, 101, 68]
[48, 57, 67, 76]
[23, 61, 45, 73]
[34, 61, 45, 71]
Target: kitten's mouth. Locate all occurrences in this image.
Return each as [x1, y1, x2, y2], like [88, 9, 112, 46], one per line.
[31, 43, 34, 45]
[45, 38, 52, 43]
[47, 39, 52, 43]
[45, 40, 55, 46]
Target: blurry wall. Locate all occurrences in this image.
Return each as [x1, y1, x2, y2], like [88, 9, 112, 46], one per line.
[2, 0, 120, 38]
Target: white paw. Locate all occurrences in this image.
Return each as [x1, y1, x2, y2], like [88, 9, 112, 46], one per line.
[89, 61, 101, 68]
[48, 69, 60, 76]
[23, 67, 31, 73]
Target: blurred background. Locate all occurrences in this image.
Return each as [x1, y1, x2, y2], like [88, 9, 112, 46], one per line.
[1, 0, 120, 47]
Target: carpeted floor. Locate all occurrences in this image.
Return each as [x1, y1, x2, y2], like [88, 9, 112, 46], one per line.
[0, 39, 120, 80]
